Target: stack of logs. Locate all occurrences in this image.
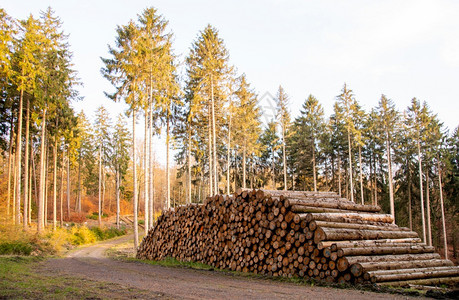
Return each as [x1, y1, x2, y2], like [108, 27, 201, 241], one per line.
[137, 189, 459, 288]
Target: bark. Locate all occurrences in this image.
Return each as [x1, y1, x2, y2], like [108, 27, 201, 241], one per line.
[133, 109, 139, 250]
[312, 221, 407, 232]
[53, 138, 57, 231]
[7, 116, 14, 218]
[312, 139, 317, 192]
[358, 146, 364, 205]
[144, 109, 149, 233]
[67, 153, 70, 220]
[149, 79, 154, 228]
[208, 111, 213, 196]
[15, 88, 24, 225]
[407, 160, 412, 230]
[226, 115, 231, 195]
[282, 126, 287, 191]
[242, 147, 246, 189]
[188, 127, 192, 202]
[23, 97, 30, 229]
[98, 142, 102, 227]
[417, 139, 427, 243]
[287, 198, 380, 212]
[116, 170, 120, 229]
[60, 150, 64, 227]
[347, 130, 354, 202]
[340, 245, 435, 256]
[369, 266, 459, 283]
[37, 109, 47, 233]
[426, 172, 432, 247]
[211, 75, 217, 194]
[305, 212, 394, 224]
[166, 115, 170, 209]
[437, 159, 448, 259]
[338, 156, 342, 197]
[359, 259, 454, 273]
[386, 135, 395, 223]
[77, 152, 81, 213]
[314, 227, 418, 244]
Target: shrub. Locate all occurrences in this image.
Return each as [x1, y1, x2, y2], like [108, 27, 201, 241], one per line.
[70, 226, 97, 245]
[0, 241, 34, 255]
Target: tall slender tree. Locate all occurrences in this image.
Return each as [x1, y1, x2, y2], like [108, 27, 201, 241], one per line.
[276, 86, 290, 191]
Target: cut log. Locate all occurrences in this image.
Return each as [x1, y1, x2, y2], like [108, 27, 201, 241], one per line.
[317, 239, 423, 249]
[305, 212, 394, 224]
[312, 221, 410, 232]
[314, 227, 419, 244]
[378, 276, 459, 287]
[291, 205, 351, 213]
[340, 245, 435, 256]
[287, 199, 380, 213]
[368, 266, 459, 283]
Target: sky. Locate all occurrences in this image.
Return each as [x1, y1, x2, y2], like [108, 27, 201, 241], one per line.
[2, 0, 459, 162]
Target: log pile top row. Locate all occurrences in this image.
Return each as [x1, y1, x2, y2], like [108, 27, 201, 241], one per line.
[137, 189, 459, 288]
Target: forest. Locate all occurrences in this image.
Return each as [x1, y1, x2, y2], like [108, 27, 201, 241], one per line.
[0, 7, 457, 259]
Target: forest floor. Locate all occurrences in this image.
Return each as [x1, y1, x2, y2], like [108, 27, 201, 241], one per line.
[14, 234, 428, 300]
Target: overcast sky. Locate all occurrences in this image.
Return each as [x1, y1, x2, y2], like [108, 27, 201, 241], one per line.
[3, 0, 459, 162]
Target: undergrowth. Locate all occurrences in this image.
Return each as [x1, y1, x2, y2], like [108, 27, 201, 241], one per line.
[0, 224, 127, 256]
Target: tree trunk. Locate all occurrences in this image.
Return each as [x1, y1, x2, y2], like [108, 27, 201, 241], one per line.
[188, 127, 193, 202]
[53, 138, 57, 231]
[144, 109, 149, 233]
[208, 111, 213, 196]
[60, 148, 64, 227]
[426, 172, 432, 246]
[166, 115, 170, 209]
[15, 88, 24, 225]
[67, 153, 70, 220]
[271, 149, 275, 190]
[23, 97, 30, 229]
[211, 76, 217, 194]
[77, 153, 81, 213]
[116, 170, 120, 229]
[133, 109, 139, 250]
[359, 146, 364, 205]
[98, 142, 102, 227]
[407, 159, 412, 230]
[417, 140, 426, 243]
[227, 115, 231, 195]
[312, 138, 317, 192]
[386, 136, 395, 223]
[436, 159, 448, 259]
[44, 145, 48, 226]
[6, 115, 14, 218]
[282, 126, 287, 191]
[242, 146, 246, 189]
[28, 161, 32, 224]
[338, 156, 342, 197]
[37, 109, 47, 233]
[347, 130, 354, 202]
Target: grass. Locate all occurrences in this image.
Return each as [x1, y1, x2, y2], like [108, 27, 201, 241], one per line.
[0, 256, 153, 299]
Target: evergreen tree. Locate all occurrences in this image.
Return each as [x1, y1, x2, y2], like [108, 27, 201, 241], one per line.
[233, 74, 261, 189]
[275, 86, 290, 190]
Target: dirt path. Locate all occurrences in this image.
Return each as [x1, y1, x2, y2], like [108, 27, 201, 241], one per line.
[41, 235, 422, 299]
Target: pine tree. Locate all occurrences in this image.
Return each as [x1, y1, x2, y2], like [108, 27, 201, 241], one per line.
[376, 95, 399, 222]
[275, 86, 290, 191]
[336, 83, 358, 202]
[185, 25, 232, 195]
[94, 106, 111, 227]
[110, 114, 131, 229]
[290, 95, 324, 192]
[233, 74, 261, 189]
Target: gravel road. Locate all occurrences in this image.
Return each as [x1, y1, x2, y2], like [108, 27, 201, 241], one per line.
[41, 235, 422, 299]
